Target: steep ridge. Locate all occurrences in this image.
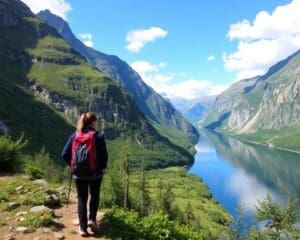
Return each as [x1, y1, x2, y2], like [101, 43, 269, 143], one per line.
[0, 0, 193, 168]
[37, 10, 199, 150]
[201, 51, 300, 151]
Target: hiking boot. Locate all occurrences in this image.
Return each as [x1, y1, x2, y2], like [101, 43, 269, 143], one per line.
[78, 227, 90, 237]
[88, 219, 98, 232]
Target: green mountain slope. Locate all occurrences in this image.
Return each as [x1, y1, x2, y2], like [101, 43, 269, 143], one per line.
[0, 0, 193, 168]
[37, 10, 199, 152]
[201, 51, 300, 151]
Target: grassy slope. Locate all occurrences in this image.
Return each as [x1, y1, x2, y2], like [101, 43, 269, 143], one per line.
[129, 167, 231, 238]
[0, 66, 73, 159]
[0, 5, 194, 168]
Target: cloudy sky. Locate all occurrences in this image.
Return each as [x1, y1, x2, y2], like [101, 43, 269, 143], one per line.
[21, 0, 300, 101]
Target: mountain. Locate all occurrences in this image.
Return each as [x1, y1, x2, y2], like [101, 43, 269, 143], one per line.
[37, 10, 199, 150]
[0, 0, 194, 168]
[171, 96, 216, 126]
[201, 51, 300, 151]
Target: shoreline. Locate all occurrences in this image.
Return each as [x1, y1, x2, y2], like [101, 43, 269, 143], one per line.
[230, 136, 300, 154]
[204, 128, 300, 155]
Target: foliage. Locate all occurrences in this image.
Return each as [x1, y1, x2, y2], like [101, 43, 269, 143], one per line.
[223, 196, 300, 240]
[101, 166, 231, 238]
[0, 134, 26, 172]
[102, 207, 203, 240]
[0, 219, 7, 226]
[0, 176, 66, 209]
[19, 211, 57, 230]
[23, 148, 67, 182]
[255, 194, 300, 239]
[24, 165, 43, 179]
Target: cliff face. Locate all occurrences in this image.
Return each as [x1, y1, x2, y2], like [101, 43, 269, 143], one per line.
[0, 0, 194, 167]
[201, 51, 300, 151]
[37, 10, 199, 145]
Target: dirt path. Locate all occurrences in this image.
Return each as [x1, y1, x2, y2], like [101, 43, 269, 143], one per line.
[0, 175, 109, 240]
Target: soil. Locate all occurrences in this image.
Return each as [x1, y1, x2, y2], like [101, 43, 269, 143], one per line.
[0, 175, 109, 240]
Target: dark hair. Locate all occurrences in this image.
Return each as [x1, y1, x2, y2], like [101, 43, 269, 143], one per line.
[76, 112, 98, 131]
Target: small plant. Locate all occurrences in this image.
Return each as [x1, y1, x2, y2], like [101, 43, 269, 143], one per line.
[24, 165, 44, 179]
[19, 212, 56, 230]
[69, 229, 77, 234]
[0, 219, 7, 226]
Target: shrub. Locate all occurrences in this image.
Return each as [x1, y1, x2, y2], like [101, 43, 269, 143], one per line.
[23, 148, 66, 182]
[0, 134, 26, 172]
[141, 212, 173, 240]
[24, 165, 44, 179]
[102, 207, 203, 240]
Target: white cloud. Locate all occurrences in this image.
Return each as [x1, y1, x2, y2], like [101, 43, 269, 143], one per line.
[224, 0, 300, 81]
[207, 55, 216, 61]
[131, 61, 228, 100]
[228, 170, 283, 212]
[78, 33, 94, 47]
[125, 27, 167, 52]
[21, 0, 71, 20]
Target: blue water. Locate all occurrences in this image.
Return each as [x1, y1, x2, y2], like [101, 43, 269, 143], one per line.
[188, 130, 300, 227]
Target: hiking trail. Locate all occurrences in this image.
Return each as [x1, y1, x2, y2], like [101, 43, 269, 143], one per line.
[0, 175, 109, 240]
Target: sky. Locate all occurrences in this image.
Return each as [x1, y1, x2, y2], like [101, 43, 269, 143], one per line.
[21, 0, 300, 101]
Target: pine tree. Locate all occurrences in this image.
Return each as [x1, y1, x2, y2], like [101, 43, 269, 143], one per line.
[137, 157, 151, 216]
[255, 194, 300, 239]
[161, 183, 175, 218]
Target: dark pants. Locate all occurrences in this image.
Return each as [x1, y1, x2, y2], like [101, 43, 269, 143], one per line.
[75, 178, 102, 230]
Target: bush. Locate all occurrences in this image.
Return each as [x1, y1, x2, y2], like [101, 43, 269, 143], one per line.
[23, 148, 66, 182]
[101, 207, 203, 240]
[0, 134, 26, 172]
[141, 212, 173, 240]
[24, 165, 44, 179]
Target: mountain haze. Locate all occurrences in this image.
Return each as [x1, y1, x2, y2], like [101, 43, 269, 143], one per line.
[172, 96, 216, 126]
[37, 10, 199, 149]
[201, 51, 300, 151]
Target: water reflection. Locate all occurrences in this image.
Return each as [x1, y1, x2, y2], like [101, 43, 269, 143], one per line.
[189, 130, 300, 219]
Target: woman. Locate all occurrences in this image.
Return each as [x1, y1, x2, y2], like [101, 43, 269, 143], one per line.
[62, 112, 108, 237]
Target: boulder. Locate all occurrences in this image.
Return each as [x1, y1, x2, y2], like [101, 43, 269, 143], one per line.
[33, 179, 49, 185]
[29, 205, 53, 215]
[7, 202, 20, 210]
[16, 227, 29, 234]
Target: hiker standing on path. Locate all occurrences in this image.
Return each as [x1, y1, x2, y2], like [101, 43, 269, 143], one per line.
[62, 112, 108, 237]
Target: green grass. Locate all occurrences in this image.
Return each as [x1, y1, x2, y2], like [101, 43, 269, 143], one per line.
[18, 211, 57, 231]
[0, 176, 67, 206]
[236, 126, 300, 151]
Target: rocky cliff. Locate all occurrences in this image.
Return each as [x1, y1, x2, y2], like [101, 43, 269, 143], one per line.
[201, 51, 300, 151]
